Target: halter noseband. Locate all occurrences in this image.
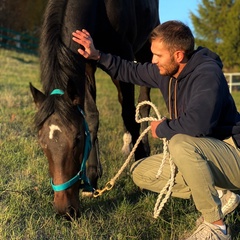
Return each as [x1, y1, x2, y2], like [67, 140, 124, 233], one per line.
[49, 89, 93, 192]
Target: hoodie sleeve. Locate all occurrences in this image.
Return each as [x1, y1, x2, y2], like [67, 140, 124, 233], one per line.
[97, 52, 167, 88]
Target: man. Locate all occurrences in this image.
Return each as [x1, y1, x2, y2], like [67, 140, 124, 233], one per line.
[72, 21, 240, 239]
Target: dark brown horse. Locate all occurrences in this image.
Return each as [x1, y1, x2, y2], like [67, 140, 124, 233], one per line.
[30, 0, 159, 218]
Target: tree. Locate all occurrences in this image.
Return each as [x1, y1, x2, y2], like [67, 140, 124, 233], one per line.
[0, 0, 48, 37]
[190, 0, 240, 71]
[0, 0, 48, 54]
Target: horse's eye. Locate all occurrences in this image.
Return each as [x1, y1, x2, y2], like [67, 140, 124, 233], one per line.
[75, 133, 82, 143]
[73, 133, 82, 149]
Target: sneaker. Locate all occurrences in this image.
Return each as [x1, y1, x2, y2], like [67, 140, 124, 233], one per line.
[186, 221, 231, 240]
[221, 190, 240, 216]
[196, 190, 240, 225]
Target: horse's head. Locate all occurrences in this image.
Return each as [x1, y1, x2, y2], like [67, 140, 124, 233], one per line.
[30, 81, 92, 219]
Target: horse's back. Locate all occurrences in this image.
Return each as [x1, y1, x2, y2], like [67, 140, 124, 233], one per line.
[43, 0, 159, 54]
[94, 0, 159, 57]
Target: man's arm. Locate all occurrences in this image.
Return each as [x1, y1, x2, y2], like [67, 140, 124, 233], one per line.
[72, 29, 166, 88]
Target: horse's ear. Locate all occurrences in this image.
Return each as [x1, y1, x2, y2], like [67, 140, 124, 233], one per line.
[66, 79, 82, 106]
[29, 82, 46, 109]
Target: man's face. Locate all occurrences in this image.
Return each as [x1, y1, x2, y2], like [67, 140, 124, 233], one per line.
[151, 39, 179, 77]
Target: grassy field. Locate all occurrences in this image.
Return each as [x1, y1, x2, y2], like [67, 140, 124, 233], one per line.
[0, 49, 240, 240]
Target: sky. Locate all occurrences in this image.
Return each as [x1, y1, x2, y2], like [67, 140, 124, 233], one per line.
[159, 0, 200, 34]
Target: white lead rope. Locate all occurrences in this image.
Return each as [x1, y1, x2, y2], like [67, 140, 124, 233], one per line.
[135, 101, 176, 218]
[94, 101, 176, 218]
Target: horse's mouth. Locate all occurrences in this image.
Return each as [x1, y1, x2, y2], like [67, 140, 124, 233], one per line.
[54, 203, 80, 220]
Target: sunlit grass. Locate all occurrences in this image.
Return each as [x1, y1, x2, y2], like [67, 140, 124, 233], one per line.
[0, 49, 240, 239]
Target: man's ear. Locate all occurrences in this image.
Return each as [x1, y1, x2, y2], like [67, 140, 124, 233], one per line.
[175, 51, 186, 63]
[66, 79, 82, 106]
[29, 82, 46, 109]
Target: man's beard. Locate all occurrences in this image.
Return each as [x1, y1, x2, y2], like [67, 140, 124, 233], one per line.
[160, 56, 179, 77]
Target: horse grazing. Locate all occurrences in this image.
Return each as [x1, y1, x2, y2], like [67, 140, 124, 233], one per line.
[30, 0, 159, 218]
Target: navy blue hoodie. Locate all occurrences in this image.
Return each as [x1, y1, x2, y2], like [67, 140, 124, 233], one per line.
[97, 47, 240, 147]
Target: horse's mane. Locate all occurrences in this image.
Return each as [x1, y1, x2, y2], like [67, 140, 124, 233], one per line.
[35, 0, 85, 131]
[40, 0, 85, 93]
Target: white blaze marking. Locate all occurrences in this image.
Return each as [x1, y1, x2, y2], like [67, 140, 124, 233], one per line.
[49, 124, 62, 139]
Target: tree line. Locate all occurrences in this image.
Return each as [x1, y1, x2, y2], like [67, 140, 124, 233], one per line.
[190, 0, 240, 71]
[0, 0, 239, 71]
[0, 0, 47, 38]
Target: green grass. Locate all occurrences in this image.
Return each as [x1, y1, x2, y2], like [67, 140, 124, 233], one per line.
[0, 49, 240, 240]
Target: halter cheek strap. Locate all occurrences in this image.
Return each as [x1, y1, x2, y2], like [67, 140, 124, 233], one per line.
[49, 89, 93, 192]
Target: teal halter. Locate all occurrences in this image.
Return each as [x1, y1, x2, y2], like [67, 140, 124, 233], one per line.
[50, 89, 64, 95]
[49, 89, 93, 192]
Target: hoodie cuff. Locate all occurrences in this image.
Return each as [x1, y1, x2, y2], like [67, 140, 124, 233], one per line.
[156, 118, 169, 139]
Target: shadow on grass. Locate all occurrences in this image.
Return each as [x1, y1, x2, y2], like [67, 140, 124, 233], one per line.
[11, 56, 37, 64]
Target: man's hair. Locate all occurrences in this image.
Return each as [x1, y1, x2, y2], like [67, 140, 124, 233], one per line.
[150, 21, 195, 59]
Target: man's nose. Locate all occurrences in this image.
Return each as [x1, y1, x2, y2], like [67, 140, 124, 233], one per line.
[152, 55, 157, 64]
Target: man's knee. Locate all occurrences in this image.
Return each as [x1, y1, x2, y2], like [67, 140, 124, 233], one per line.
[168, 134, 189, 153]
[168, 134, 195, 164]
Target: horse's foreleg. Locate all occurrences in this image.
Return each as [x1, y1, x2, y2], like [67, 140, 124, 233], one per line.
[84, 63, 102, 192]
[134, 40, 154, 157]
[112, 78, 148, 160]
[111, 79, 131, 154]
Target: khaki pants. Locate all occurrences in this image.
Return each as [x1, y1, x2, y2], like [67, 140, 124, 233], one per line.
[130, 134, 240, 223]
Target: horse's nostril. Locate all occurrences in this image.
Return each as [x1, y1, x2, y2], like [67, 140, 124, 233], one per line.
[69, 208, 76, 218]
[65, 206, 79, 220]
